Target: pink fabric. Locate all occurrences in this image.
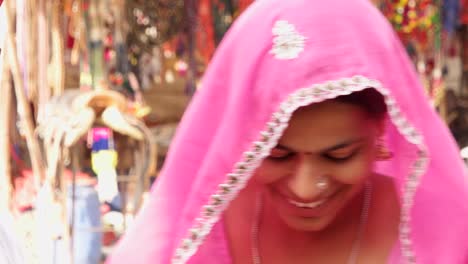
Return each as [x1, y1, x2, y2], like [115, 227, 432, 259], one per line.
[92, 127, 112, 141]
[108, 0, 468, 263]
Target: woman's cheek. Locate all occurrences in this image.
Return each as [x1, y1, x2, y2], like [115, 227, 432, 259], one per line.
[332, 157, 374, 184]
[253, 161, 289, 184]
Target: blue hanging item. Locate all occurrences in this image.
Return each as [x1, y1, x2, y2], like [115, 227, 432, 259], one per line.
[68, 184, 102, 264]
[443, 0, 460, 35]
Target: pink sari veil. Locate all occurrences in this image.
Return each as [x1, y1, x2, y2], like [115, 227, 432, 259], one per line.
[108, 0, 468, 263]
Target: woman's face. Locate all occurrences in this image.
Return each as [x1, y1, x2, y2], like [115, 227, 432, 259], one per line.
[254, 100, 382, 232]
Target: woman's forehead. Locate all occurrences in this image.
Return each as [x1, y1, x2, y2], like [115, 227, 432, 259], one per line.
[279, 101, 377, 152]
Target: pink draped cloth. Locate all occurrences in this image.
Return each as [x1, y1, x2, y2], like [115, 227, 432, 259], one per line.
[108, 0, 468, 263]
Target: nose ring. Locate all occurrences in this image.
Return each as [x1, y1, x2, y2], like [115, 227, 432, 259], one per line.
[316, 176, 330, 190]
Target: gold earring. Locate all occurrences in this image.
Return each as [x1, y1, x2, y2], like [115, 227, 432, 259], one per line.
[376, 138, 393, 161]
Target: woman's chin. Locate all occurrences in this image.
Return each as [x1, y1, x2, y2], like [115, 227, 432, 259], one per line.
[278, 212, 336, 232]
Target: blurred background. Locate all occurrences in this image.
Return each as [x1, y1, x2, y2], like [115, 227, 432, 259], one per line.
[0, 0, 467, 263]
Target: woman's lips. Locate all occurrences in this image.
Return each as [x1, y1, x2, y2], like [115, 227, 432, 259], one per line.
[287, 198, 327, 208]
[277, 189, 343, 217]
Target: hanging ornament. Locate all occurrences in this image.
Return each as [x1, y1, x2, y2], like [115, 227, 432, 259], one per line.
[381, 0, 437, 50]
[197, 0, 216, 64]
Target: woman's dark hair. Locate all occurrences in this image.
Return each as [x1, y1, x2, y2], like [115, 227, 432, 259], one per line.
[334, 88, 387, 120]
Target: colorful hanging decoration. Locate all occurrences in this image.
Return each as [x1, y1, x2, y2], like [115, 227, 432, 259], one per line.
[379, 0, 448, 111]
[125, 0, 184, 51]
[195, 0, 254, 69]
[89, 127, 119, 204]
[381, 0, 437, 50]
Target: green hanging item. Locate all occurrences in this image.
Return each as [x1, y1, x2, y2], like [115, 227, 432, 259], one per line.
[84, 0, 106, 89]
[432, 0, 442, 52]
[211, 0, 235, 44]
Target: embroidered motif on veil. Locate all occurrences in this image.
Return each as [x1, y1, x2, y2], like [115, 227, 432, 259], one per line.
[270, 20, 306, 60]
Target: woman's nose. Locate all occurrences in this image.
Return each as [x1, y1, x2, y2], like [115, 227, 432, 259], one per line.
[286, 156, 327, 201]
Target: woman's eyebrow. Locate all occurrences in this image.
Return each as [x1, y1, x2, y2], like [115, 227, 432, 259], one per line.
[322, 138, 365, 152]
[274, 138, 365, 154]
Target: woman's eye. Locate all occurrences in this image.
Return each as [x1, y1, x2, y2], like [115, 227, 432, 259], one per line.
[324, 149, 359, 162]
[267, 149, 295, 161]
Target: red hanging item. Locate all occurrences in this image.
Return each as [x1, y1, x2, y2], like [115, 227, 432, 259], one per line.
[197, 0, 216, 65]
[461, 0, 468, 24]
[238, 0, 254, 13]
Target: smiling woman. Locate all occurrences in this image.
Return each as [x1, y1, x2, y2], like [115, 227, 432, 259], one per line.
[225, 90, 398, 263]
[108, 0, 468, 263]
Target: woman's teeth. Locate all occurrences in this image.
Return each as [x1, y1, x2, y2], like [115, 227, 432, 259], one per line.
[288, 198, 327, 208]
